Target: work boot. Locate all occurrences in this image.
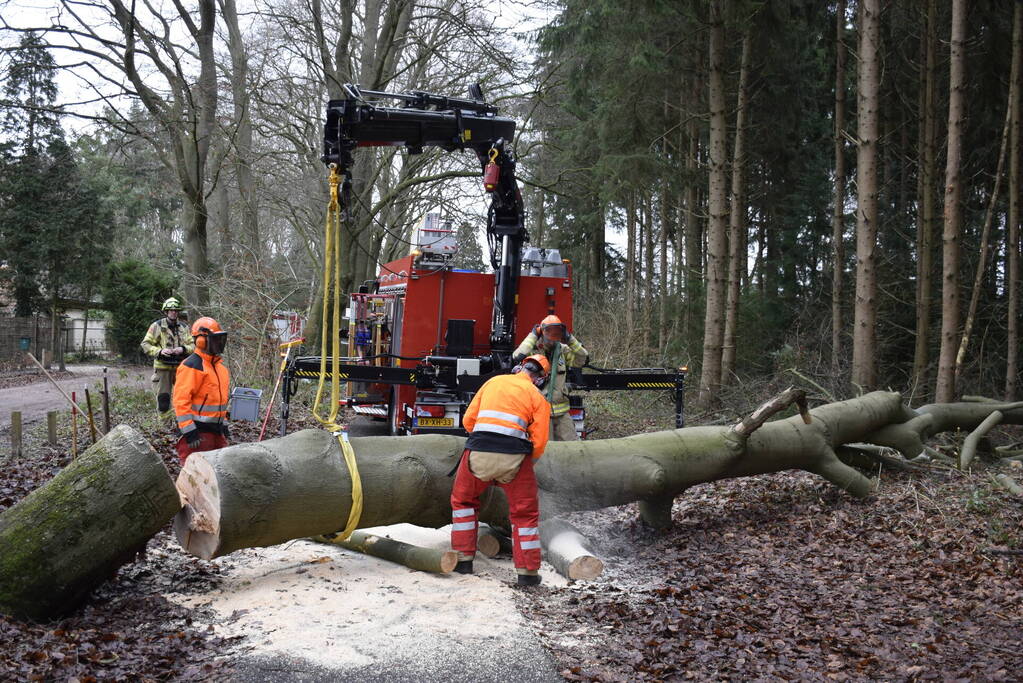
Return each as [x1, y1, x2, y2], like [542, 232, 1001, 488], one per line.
[454, 560, 473, 574]
[517, 573, 541, 586]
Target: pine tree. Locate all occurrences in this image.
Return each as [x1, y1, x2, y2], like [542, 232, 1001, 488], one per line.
[0, 33, 109, 317]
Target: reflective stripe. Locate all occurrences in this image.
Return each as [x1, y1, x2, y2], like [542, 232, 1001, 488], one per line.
[178, 413, 225, 425]
[477, 410, 527, 429]
[473, 423, 528, 440]
[193, 403, 227, 411]
[180, 423, 197, 434]
[519, 540, 542, 550]
[452, 508, 475, 519]
[451, 521, 476, 531]
[518, 527, 538, 536]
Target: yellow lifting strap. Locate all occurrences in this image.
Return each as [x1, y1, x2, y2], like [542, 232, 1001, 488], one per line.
[311, 163, 363, 540]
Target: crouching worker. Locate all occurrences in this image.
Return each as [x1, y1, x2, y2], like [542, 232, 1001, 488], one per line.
[450, 354, 551, 586]
[173, 317, 231, 466]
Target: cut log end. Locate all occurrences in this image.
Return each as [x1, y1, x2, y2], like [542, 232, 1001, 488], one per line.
[477, 532, 501, 558]
[439, 550, 458, 573]
[174, 455, 223, 559]
[567, 555, 604, 580]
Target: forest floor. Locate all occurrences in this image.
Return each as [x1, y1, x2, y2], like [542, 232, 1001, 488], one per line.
[0, 382, 1021, 680]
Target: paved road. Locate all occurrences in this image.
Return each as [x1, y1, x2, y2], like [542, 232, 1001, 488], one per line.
[0, 364, 151, 429]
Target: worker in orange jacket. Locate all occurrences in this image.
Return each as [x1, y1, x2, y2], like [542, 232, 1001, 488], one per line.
[450, 354, 551, 586]
[173, 317, 231, 466]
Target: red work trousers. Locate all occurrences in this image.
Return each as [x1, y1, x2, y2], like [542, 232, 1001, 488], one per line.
[450, 450, 541, 572]
[175, 431, 229, 466]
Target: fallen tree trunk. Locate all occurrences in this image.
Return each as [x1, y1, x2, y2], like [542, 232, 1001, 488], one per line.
[171, 392, 1019, 578]
[175, 391, 911, 561]
[311, 530, 458, 573]
[0, 425, 180, 621]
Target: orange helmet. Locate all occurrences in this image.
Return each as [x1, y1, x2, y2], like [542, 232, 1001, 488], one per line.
[539, 314, 565, 341]
[523, 353, 551, 377]
[192, 316, 228, 354]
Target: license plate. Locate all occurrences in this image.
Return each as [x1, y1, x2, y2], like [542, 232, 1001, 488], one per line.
[417, 417, 455, 428]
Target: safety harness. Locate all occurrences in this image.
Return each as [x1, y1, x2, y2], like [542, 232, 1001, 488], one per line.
[311, 164, 363, 540]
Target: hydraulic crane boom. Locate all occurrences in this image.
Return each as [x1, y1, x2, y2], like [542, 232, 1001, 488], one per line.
[321, 83, 527, 352]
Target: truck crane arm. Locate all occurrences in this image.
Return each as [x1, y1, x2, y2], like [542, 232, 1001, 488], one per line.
[321, 84, 526, 351]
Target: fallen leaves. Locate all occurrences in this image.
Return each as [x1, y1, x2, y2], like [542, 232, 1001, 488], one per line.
[516, 468, 1023, 680]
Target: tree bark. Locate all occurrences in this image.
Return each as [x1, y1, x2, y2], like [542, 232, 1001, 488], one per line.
[721, 31, 751, 387]
[1007, 2, 1022, 400]
[935, 0, 968, 403]
[832, 0, 848, 376]
[220, 0, 260, 263]
[626, 192, 637, 331]
[699, 0, 729, 406]
[914, 0, 939, 391]
[851, 0, 882, 391]
[0, 426, 179, 621]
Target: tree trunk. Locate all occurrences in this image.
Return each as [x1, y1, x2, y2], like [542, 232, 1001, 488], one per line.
[851, 0, 882, 391]
[172, 391, 1023, 582]
[1007, 2, 1022, 400]
[955, 101, 1010, 386]
[699, 0, 729, 406]
[832, 0, 848, 376]
[935, 0, 967, 404]
[659, 176, 670, 351]
[220, 0, 260, 263]
[644, 194, 655, 350]
[626, 192, 636, 331]
[684, 85, 702, 316]
[0, 426, 180, 621]
[914, 0, 939, 392]
[721, 31, 751, 387]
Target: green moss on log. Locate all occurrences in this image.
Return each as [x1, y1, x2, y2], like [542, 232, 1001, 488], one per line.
[0, 425, 180, 621]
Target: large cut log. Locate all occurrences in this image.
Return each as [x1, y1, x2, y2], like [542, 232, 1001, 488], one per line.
[0, 425, 180, 621]
[175, 392, 920, 563]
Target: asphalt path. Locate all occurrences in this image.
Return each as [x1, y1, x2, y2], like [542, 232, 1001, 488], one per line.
[0, 364, 151, 429]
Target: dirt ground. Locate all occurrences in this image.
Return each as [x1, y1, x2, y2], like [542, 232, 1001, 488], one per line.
[0, 364, 150, 431]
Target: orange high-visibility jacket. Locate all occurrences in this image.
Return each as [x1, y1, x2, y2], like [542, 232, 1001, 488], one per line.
[173, 350, 231, 437]
[463, 372, 551, 460]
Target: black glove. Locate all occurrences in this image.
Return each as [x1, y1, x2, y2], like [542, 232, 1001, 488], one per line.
[186, 432, 202, 450]
[511, 353, 525, 364]
[221, 425, 231, 442]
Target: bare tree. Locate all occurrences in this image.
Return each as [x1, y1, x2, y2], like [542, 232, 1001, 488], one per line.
[1007, 2, 1022, 400]
[831, 0, 847, 376]
[698, 0, 728, 406]
[935, 0, 967, 404]
[851, 0, 881, 391]
[913, 0, 939, 392]
[721, 30, 751, 387]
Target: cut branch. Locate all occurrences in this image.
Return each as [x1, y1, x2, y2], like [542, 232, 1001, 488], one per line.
[960, 410, 1004, 469]
[311, 531, 457, 574]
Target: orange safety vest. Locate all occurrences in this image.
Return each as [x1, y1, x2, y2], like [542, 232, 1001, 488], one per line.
[173, 350, 231, 437]
[463, 372, 551, 460]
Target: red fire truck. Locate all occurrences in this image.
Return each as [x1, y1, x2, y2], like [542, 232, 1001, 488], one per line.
[279, 84, 684, 437]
